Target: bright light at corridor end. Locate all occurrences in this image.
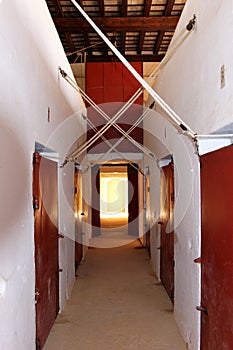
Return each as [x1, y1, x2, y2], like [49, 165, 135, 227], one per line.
[100, 172, 128, 219]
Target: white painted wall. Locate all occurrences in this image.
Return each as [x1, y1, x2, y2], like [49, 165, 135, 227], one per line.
[0, 1, 85, 349]
[144, 1, 233, 349]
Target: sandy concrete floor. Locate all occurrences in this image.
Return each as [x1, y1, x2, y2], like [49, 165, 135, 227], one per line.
[44, 239, 187, 350]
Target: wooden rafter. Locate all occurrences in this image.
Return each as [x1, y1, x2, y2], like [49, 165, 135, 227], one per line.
[54, 16, 179, 32]
[50, 0, 63, 16]
[83, 32, 92, 55]
[122, 0, 128, 16]
[83, 54, 165, 63]
[99, 0, 105, 17]
[50, 0, 77, 53]
[137, 32, 146, 54]
[153, 31, 164, 54]
[144, 0, 153, 16]
[121, 31, 126, 54]
[153, 0, 175, 54]
[165, 0, 176, 16]
[139, 0, 152, 53]
[65, 33, 76, 53]
[45, 0, 187, 63]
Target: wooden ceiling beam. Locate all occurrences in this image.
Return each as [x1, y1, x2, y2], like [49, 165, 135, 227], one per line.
[165, 0, 176, 16]
[50, 0, 63, 16]
[83, 32, 92, 55]
[69, 54, 165, 63]
[54, 16, 179, 32]
[144, 0, 153, 16]
[99, 0, 105, 17]
[122, 0, 128, 16]
[49, 1, 77, 54]
[153, 31, 164, 54]
[153, 0, 175, 54]
[65, 33, 76, 53]
[137, 31, 145, 54]
[121, 31, 126, 54]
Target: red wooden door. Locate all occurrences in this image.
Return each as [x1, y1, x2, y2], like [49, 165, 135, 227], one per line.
[200, 146, 233, 349]
[33, 153, 59, 350]
[74, 167, 83, 270]
[92, 164, 101, 236]
[160, 163, 174, 302]
[128, 164, 139, 236]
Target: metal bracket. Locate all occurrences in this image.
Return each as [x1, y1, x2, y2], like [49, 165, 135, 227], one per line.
[196, 305, 208, 315]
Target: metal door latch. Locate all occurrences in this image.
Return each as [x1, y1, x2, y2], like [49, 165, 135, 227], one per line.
[196, 306, 208, 315]
[35, 289, 40, 304]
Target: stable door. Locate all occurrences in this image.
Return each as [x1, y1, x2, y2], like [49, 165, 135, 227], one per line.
[200, 146, 233, 349]
[33, 152, 59, 349]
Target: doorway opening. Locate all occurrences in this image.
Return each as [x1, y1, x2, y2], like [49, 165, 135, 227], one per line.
[160, 161, 175, 302]
[100, 165, 128, 228]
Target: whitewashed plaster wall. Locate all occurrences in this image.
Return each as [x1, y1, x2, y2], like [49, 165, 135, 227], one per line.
[144, 1, 233, 349]
[152, 0, 233, 135]
[0, 1, 85, 349]
[144, 108, 201, 350]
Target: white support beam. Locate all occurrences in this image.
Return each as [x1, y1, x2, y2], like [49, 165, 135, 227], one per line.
[70, 0, 196, 138]
[197, 137, 233, 155]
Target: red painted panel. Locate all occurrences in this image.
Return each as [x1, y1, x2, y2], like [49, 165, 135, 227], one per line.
[103, 63, 123, 102]
[123, 62, 143, 104]
[86, 63, 104, 105]
[86, 63, 143, 152]
[160, 163, 174, 302]
[104, 87, 124, 103]
[86, 62, 104, 88]
[87, 87, 105, 105]
[33, 153, 59, 350]
[201, 146, 233, 349]
[86, 62, 143, 104]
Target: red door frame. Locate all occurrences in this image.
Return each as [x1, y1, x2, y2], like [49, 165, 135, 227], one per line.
[33, 152, 59, 349]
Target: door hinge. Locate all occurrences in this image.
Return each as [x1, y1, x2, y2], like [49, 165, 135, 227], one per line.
[35, 289, 40, 304]
[33, 152, 40, 164]
[36, 338, 41, 350]
[33, 198, 39, 210]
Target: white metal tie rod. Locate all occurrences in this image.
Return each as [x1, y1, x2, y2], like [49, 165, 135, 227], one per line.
[60, 70, 157, 161]
[63, 17, 195, 159]
[70, 0, 196, 138]
[91, 107, 153, 164]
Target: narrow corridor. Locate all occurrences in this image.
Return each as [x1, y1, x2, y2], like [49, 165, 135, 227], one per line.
[44, 238, 186, 350]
